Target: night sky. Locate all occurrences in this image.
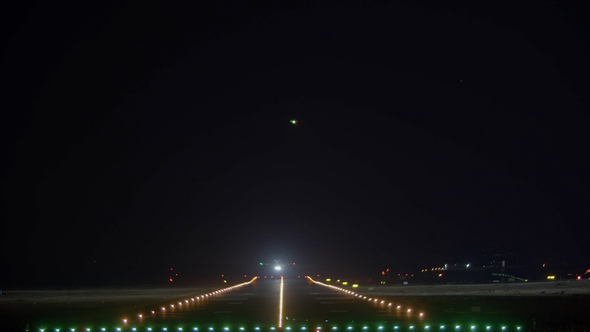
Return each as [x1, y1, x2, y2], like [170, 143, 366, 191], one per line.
[2, 1, 590, 286]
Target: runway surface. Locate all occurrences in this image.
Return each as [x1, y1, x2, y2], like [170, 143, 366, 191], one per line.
[16, 277, 531, 332]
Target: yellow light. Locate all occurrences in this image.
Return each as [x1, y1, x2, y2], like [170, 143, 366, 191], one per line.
[342, 282, 348, 285]
[547, 275, 556, 280]
[326, 279, 331, 282]
[352, 284, 358, 288]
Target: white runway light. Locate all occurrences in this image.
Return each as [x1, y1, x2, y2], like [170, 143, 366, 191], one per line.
[279, 275, 285, 328]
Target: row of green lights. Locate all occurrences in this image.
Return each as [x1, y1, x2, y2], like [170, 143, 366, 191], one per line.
[40, 326, 523, 332]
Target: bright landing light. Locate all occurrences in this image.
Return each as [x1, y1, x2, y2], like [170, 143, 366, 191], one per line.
[275, 266, 282, 270]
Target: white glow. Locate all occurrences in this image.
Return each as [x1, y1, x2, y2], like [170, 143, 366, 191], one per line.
[275, 266, 282, 270]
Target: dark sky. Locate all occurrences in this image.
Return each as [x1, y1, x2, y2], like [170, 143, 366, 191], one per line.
[2, 1, 590, 285]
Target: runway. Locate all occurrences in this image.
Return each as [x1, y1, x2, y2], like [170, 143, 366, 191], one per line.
[17, 277, 531, 332]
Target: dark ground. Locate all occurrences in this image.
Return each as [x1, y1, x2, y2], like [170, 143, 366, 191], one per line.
[1, 279, 589, 332]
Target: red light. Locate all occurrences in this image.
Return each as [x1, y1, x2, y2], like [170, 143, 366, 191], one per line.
[244, 275, 247, 278]
[578, 276, 582, 280]
[170, 268, 173, 270]
[175, 274, 178, 276]
[271, 276, 274, 278]
[293, 263, 296, 265]
[382, 271, 385, 275]
[298, 276, 300, 278]
[264, 276, 267, 278]
[317, 275, 320, 277]
[221, 275, 224, 277]
[169, 278, 173, 282]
